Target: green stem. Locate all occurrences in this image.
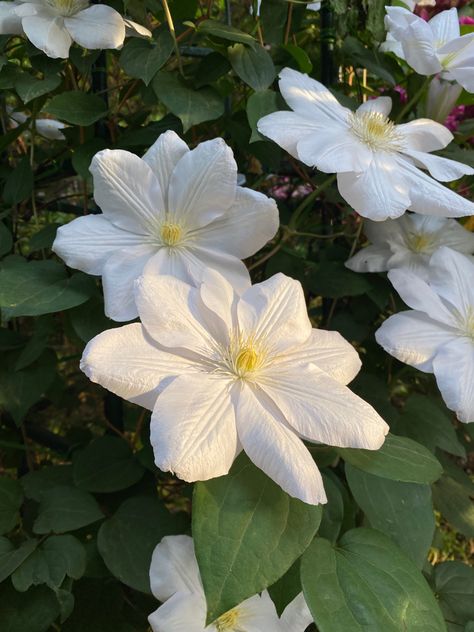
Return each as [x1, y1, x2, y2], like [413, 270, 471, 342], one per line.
[162, 0, 184, 76]
[395, 75, 431, 123]
[288, 173, 336, 230]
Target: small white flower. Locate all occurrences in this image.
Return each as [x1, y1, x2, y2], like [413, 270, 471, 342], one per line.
[376, 247, 474, 423]
[425, 76, 463, 124]
[148, 535, 313, 632]
[253, 1, 320, 17]
[346, 214, 474, 279]
[9, 110, 66, 140]
[81, 269, 388, 504]
[257, 68, 474, 221]
[384, 6, 474, 93]
[53, 131, 278, 322]
[0, 0, 150, 58]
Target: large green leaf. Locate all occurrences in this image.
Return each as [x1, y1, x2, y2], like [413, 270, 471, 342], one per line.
[432, 472, 474, 538]
[120, 32, 174, 85]
[198, 19, 256, 47]
[301, 528, 447, 632]
[152, 72, 224, 132]
[73, 436, 145, 493]
[0, 258, 94, 317]
[228, 43, 276, 91]
[0, 222, 12, 257]
[46, 91, 108, 125]
[15, 72, 61, 104]
[0, 583, 60, 632]
[193, 455, 322, 623]
[345, 464, 435, 568]
[0, 537, 38, 583]
[11, 535, 86, 591]
[0, 477, 23, 535]
[247, 89, 281, 142]
[33, 486, 104, 534]
[433, 561, 474, 626]
[3, 157, 33, 206]
[21, 465, 73, 501]
[338, 433, 443, 484]
[97, 496, 187, 593]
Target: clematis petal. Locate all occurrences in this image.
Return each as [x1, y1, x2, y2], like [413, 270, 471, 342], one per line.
[356, 97, 392, 117]
[238, 273, 312, 353]
[345, 244, 393, 273]
[90, 149, 165, 234]
[0, 1, 23, 34]
[387, 267, 455, 324]
[433, 337, 474, 424]
[272, 329, 361, 386]
[375, 310, 456, 371]
[278, 67, 349, 125]
[436, 221, 474, 254]
[64, 5, 125, 50]
[198, 268, 237, 341]
[280, 593, 313, 632]
[440, 35, 474, 92]
[337, 154, 410, 220]
[396, 156, 474, 218]
[52, 215, 149, 276]
[148, 591, 206, 632]
[259, 364, 389, 449]
[428, 247, 474, 316]
[296, 128, 373, 173]
[149, 535, 203, 602]
[151, 373, 238, 482]
[134, 273, 220, 356]
[101, 245, 157, 322]
[168, 138, 237, 229]
[123, 17, 152, 39]
[364, 216, 406, 244]
[22, 15, 72, 58]
[180, 246, 251, 295]
[257, 111, 321, 159]
[80, 323, 196, 410]
[397, 119, 453, 152]
[236, 384, 327, 505]
[401, 149, 474, 181]
[142, 130, 189, 208]
[429, 7, 460, 44]
[237, 591, 280, 631]
[35, 118, 66, 140]
[188, 187, 279, 260]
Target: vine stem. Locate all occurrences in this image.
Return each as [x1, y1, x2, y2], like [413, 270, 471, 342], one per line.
[395, 75, 431, 123]
[288, 173, 336, 230]
[284, 2, 294, 45]
[162, 0, 184, 76]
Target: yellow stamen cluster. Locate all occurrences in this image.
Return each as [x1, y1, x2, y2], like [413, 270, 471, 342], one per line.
[215, 608, 240, 631]
[160, 222, 183, 247]
[46, 0, 88, 15]
[235, 346, 259, 374]
[349, 111, 403, 152]
[405, 232, 435, 254]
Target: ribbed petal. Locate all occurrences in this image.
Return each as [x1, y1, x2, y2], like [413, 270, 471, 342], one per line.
[64, 5, 125, 50]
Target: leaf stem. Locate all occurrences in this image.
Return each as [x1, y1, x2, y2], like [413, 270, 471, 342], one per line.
[162, 0, 184, 76]
[395, 75, 431, 123]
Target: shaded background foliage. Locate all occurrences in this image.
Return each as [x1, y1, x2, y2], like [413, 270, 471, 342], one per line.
[0, 0, 473, 630]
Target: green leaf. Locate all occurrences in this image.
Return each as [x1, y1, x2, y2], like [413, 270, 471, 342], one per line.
[46, 91, 108, 126]
[432, 473, 474, 538]
[338, 433, 443, 484]
[68, 294, 116, 343]
[0, 222, 12, 257]
[301, 528, 447, 632]
[152, 72, 224, 132]
[15, 73, 61, 104]
[0, 538, 38, 583]
[21, 465, 73, 501]
[433, 561, 474, 626]
[29, 223, 61, 252]
[120, 32, 174, 85]
[308, 261, 372, 298]
[396, 394, 465, 458]
[0, 583, 60, 632]
[228, 43, 276, 91]
[247, 89, 280, 142]
[268, 560, 301, 617]
[11, 535, 86, 591]
[318, 472, 344, 544]
[97, 496, 187, 593]
[198, 19, 256, 47]
[33, 485, 104, 534]
[345, 464, 435, 568]
[72, 138, 108, 179]
[3, 156, 33, 206]
[280, 43, 312, 73]
[193, 455, 322, 623]
[0, 258, 95, 317]
[0, 477, 23, 535]
[343, 36, 397, 85]
[14, 315, 53, 371]
[73, 436, 145, 493]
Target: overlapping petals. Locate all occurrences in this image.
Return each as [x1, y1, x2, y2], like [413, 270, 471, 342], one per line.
[53, 131, 279, 321]
[257, 68, 474, 221]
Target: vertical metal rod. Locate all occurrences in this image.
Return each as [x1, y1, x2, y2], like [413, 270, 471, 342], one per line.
[320, 0, 335, 86]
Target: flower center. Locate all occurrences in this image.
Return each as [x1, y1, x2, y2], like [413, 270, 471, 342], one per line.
[235, 346, 259, 374]
[215, 609, 240, 631]
[405, 232, 435, 254]
[45, 0, 88, 15]
[458, 306, 474, 340]
[348, 111, 403, 152]
[160, 222, 183, 247]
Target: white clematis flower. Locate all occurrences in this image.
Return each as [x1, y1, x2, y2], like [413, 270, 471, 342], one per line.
[346, 214, 474, 279]
[81, 269, 389, 504]
[253, 0, 319, 16]
[257, 68, 474, 221]
[425, 76, 463, 124]
[376, 247, 474, 423]
[148, 535, 313, 632]
[53, 131, 279, 322]
[384, 6, 474, 93]
[0, 0, 151, 59]
[9, 110, 66, 140]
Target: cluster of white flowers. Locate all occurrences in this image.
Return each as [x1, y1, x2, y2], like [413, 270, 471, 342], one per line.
[148, 535, 313, 632]
[0, 0, 151, 58]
